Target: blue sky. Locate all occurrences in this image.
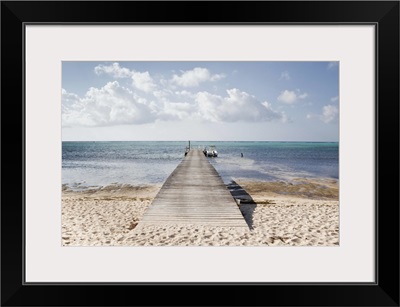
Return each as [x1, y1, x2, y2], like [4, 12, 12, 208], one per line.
[62, 61, 339, 141]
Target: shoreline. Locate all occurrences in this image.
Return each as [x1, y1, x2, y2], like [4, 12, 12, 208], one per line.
[62, 178, 339, 246]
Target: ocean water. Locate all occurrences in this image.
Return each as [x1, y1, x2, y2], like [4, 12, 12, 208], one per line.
[62, 141, 338, 190]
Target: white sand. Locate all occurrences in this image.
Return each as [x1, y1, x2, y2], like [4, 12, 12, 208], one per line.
[62, 179, 339, 246]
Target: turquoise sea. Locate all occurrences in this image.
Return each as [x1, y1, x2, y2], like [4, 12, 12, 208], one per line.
[62, 141, 338, 190]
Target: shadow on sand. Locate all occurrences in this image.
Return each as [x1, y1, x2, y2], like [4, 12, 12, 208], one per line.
[226, 180, 257, 229]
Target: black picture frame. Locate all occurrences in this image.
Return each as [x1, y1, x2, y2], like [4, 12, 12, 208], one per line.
[1, 1, 399, 306]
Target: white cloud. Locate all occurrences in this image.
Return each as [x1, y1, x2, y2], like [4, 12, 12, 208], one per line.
[210, 73, 226, 82]
[64, 69, 285, 127]
[131, 71, 157, 93]
[160, 101, 196, 121]
[298, 92, 308, 99]
[62, 82, 158, 127]
[195, 92, 223, 122]
[328, 62, 339, 70]
[277, 90, 297, 104]
[195, 88, 284, 123]
[94, 63, 132, 78]
[331, 96, 339, 102]
[62, 85, 285, 126]
[171, 67, 225, 87]
[321, 105, 339, 123]
[279, 71, 290, 80]
[307, 104, 338, 123]
[278, 89, 308, 104]
[61, 88, 80, 111]
[94, 63, 157, 93]
[174, 90, 194, 97]
[153, 90, 170, 99]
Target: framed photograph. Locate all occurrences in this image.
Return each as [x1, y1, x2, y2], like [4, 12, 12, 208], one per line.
[2, 1, 399, 306]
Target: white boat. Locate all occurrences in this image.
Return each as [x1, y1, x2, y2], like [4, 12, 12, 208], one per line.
[203, 145, 218, 157]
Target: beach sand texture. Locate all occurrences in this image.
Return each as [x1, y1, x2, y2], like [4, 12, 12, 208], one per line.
[62, 178, 339, 246]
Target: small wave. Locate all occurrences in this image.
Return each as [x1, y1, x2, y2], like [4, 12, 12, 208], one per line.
[63, 182, 159, 191]
[62, 182, 161, 199]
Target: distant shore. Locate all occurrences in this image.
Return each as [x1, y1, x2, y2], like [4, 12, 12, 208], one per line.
[62, 178, 339, 246]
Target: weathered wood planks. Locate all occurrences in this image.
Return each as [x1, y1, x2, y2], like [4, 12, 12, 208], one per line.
[139, 149, 248, 228]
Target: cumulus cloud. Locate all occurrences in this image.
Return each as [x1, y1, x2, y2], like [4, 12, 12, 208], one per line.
[321, 105, 339, 123]
[63, 85, 285, 127]
[131, 71, 156, 93]
[159, 101, 196, 121]
[171, 67, 225, 87]
[94, 63, 157, 93]
[62, 82, 158, 127]
[277, 89, 308, 104]
[61, 89, 80, 111]
[174, 90, 193, 97]
[278, 90, 297, 104]
[210, 73, 226, 82]
[307, 104, 338, 123]
[94, 63, 132, 78]
[195, 88, 284, 123]
[64, 64, 287, 127]
[279, 71, 290, 80]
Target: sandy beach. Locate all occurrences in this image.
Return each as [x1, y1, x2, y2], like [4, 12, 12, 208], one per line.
[62, 178, 339, 247]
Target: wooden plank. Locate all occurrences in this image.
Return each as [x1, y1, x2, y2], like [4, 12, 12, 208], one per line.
[138, 149, 248, 228]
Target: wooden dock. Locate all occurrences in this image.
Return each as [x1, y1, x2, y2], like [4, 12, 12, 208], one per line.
[139, 149, 248, 228]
